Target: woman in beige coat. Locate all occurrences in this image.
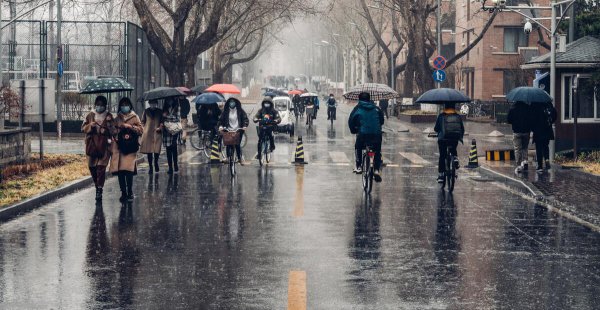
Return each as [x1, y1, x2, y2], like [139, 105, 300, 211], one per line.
[110, 97, 143, 202]
[82, 96, 115, 201]
[140, 100, 163, 174]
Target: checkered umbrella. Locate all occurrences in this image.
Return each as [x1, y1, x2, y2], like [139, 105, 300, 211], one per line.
[343, 83, 398, 101]
[80, 77, 133, 94]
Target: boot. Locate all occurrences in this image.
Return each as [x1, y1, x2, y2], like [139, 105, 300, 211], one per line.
[154, 159, 160, 172]
[127, 187, 134, 202]
[119, 191, 127, 202]
[95, 188, 103, 201]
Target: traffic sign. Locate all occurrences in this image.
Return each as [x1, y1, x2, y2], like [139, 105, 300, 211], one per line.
[433, 70, 446, 83]
[57, 60, 64, 78]
[433, 55, 447, 70]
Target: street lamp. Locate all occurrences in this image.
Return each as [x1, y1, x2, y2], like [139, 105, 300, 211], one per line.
[479, 0, 577, 163]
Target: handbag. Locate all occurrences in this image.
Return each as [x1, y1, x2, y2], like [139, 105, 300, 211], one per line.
[164, 121, 183, 135]
[86, 133, 108, 158]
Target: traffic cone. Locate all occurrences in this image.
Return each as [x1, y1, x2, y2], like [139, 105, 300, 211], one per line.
[293, 136, 307, 164]
[467, 139, 479, 168]
[210, 138, 222, 164]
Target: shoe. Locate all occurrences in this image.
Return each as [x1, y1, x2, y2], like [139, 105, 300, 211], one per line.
[95, 188, 103, 201]
[373, 170, 382, 183]
[437, 173, 445, 183]
[148, 168, 153, 174]
[545, 161, 551, 170]
[353, 167, 363, 174]
[536, 165, 544, 173]
[127, 193, 134, 202]
[522, 161, 529, 170]
[154, 163, 160, 173]
[238, 158, 246, 166]
[119, 192, 127, 202]
[167, 169, 174, 175]
[453, 158, 460, 170]
[174, 166, 179, 173]
[515, 166, 523, 174]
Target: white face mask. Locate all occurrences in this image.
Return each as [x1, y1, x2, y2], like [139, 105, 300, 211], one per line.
[264, 104, 271, 109]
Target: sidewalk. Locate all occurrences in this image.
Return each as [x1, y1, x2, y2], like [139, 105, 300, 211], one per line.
[31, 137, 84, 155]
[482, 160, 600, 228]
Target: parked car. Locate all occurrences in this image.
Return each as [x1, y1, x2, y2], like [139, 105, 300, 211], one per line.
[272, 96, 294, 138]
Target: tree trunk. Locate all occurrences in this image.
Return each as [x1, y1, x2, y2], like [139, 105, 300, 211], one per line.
[166, 64, 186, 87]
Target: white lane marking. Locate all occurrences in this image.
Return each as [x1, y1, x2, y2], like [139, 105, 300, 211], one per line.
[329, 151, 350, 163]
[399, 152, 431, 165]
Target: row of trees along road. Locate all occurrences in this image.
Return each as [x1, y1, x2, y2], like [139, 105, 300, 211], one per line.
[131, 0, 317, 86]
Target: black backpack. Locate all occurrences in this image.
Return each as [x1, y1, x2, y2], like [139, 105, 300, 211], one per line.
[117, 128, 140, 155]
[442, 114, 463, 140]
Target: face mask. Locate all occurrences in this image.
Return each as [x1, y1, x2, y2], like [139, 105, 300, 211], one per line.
[264, 104, 271, 109]
[120, 106, 131, 114]
[229, 102, 237, 109]
[95, 106, 106, 113]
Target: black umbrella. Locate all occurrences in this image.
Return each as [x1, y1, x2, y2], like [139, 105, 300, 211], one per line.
[191, 85, 208, 94]
[506, 87, 552, 105]
[80, 77, 133, 94]
[416, 88, 471, 104]
[141, 87, 186, 101]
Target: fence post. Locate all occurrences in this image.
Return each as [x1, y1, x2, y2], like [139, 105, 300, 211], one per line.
[39, 79, 45, 160]
[19, 79, 25, 129]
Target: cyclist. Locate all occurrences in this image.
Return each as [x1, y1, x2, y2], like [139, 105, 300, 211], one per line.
[197, 102, 221, 140]
[218, 98, 249, 165]
[434, 102, 465, 183]
[326, 93, 337, 121]
[348, 92, 385, 182]
[253, 97, 281, 156]
[305, 97, 315, 125]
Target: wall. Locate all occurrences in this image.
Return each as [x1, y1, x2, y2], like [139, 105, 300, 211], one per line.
[0, 128, 32, 166]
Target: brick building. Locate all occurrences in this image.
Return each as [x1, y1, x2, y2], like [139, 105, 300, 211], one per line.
[454, 0, 551, 100]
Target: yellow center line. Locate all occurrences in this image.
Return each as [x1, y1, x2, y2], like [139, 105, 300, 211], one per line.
[294, 166, 305, 217]
[287, 271, 307, 310]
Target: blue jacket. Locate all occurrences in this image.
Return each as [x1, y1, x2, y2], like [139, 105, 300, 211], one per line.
[348, 100, 384, 135]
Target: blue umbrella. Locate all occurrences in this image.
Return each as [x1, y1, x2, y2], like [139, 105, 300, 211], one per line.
[506, 87, 552, 105]
[192, 92, 225, 105]
[416, 88, 471, 104]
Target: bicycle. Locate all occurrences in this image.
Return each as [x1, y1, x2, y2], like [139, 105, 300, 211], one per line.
[257, 123, 275, 166]
[305, 106, 315, 127]
[428, 133, 458, 192]
[221, 129, 244, 177]
[327, 106, 336, 126]
[361, 145, 376, 194]
[189, 128, 247, 159]
[460, 101, 488, 118]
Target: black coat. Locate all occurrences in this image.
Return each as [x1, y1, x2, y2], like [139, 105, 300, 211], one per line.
[197, 104, 221, 131]
[507, 101, 531, 134]
[218, 99, 249, 129]
[179, 98, 191, 118]
[531, 102, 557, 142]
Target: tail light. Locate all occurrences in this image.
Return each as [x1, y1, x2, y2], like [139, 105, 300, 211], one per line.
[367, 152, 375, 157]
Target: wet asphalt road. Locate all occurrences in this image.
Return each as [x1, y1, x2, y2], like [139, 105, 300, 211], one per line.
[1, 104, 600, 309]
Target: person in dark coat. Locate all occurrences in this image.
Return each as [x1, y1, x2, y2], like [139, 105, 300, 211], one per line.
[179, 97, 191, 144]
[379, 99, 389, 119]
[507, 101, 532, 173]
[218, 98, 249, 165]
[197, 103, 222, 138]
[531, 101, 557, 172]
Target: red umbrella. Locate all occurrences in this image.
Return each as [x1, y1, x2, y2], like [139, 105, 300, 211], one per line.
[176, 86, 193, 95]
[205, 84, 241, 95]
[288, 89, 303, 95]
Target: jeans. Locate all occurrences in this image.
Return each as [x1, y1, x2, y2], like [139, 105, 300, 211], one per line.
[89, 165, 106, 188]
[166, 145, 178, 171]
[535, 139, 550, 168]
[438, 140, 458, 173]
[513, 133, 530, 166]
[327, 107, 336, 120]
[355, 134, 382, 170]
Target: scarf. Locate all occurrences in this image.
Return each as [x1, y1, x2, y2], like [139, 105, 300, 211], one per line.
[94, 110, 108, 125]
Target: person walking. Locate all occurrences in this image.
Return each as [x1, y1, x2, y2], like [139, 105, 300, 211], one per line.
[179, 96, 191, 144]
[82, 96, 115, 201]
[532, 101, 557, 172]
[218, 98, 249, 165]
[379, 99, 389, 119]
[507, 100, 532, 173]
[163, 97, 183, 174]
[140, 100, 163, 174]
[110, 97, 143, 202]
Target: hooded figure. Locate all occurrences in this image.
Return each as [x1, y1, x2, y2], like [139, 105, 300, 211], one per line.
[348, 92, 385, 181]
[253, 97, 282, 154]
[219, 98, 250, 164]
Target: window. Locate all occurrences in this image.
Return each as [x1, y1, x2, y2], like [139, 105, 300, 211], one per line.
[562, 74, 600, 122]
[503, 71, 523, 95]
[503, 28, 527, 53]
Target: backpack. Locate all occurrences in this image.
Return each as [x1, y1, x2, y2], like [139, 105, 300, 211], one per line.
[86, 133, 108, 158]
[117, 128, 140, 155]
[442, 114, 463, 140]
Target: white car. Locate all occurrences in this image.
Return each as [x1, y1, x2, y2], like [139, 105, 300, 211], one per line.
[273, 96, 295, 138]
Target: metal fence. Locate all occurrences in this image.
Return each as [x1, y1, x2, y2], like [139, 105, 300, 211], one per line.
[1, 20, 167, 120]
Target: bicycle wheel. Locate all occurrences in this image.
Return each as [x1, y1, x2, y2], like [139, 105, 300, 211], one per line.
[240, 132, 248, 148]
[258, 138, 264, 167]
[264, 139, 271, 164]
[448, 157, 456, 192]
[228, 147, 236, 176]
[190, 130, 203, 151]
[362, 153, 370, 192]
[202, 134, 212, 158]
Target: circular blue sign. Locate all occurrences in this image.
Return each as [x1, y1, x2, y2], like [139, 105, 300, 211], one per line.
[433, 70, 446, 83]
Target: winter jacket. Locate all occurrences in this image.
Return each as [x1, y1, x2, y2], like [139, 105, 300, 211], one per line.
[327, 97, 337, 108]
[179, 98, 191, 118]
[197, 104, 221, 131]
[82, 111, 115, 167]
[507, 101, 531, 134]
[434, 109, 465, 143]
[379, 99, 389, 110]
[253, 98, 282, 125]
[109, 112, 144, 174]
[140, 108, 163, 154]
[348, 100, 384, 135]
[532, 102, 557, 142]
[219, 98, 250, 129]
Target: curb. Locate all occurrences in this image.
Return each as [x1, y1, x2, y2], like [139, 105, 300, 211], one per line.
[0, 156, 145, 223]
[479, 165, 600, 233]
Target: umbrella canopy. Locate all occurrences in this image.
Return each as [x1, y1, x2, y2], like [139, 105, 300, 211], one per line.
[300, 92, 319, 98]
[176, 86, 193, 95]
[80, 77, 133, 94]
[191, 85, 208, 94]
[415, 88, 471, 104]
[506, 87, 552, 105]
[192, 92, 225, 105]
[264, 91, 278, 98]
[141, 87, 186, 101]
[205, 84, 241, 94]
[343, 83, 398, 101]
[289, 89, 303, 95]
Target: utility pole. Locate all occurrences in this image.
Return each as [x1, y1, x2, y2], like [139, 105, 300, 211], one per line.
[56, 0, 62, 138]
[0, 2, 3, 87]
[549, 0, 556, 162]
[436, 0, 441, 89]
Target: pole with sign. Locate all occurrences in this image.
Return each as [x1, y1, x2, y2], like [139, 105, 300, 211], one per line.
[432, 55, 446, 87]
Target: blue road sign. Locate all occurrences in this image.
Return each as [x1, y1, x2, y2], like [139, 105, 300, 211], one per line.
[433, 70, 446, 83]
[57, 60, 64, 78]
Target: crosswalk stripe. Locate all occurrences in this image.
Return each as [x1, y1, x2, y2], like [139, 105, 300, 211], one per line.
[399, 152, 431, 165]
[329, 151, 350, 163]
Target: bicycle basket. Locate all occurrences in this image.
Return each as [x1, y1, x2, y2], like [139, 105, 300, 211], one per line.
[222, 131, 241, 146]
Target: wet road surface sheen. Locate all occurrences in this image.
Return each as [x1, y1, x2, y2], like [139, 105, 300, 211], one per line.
[0, 104, 599, 309]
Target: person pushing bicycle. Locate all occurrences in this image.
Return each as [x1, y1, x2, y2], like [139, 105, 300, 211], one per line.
[348, 92, 385, 182]
[253, 97, 281, 156]
[434, 102, 465, 183]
